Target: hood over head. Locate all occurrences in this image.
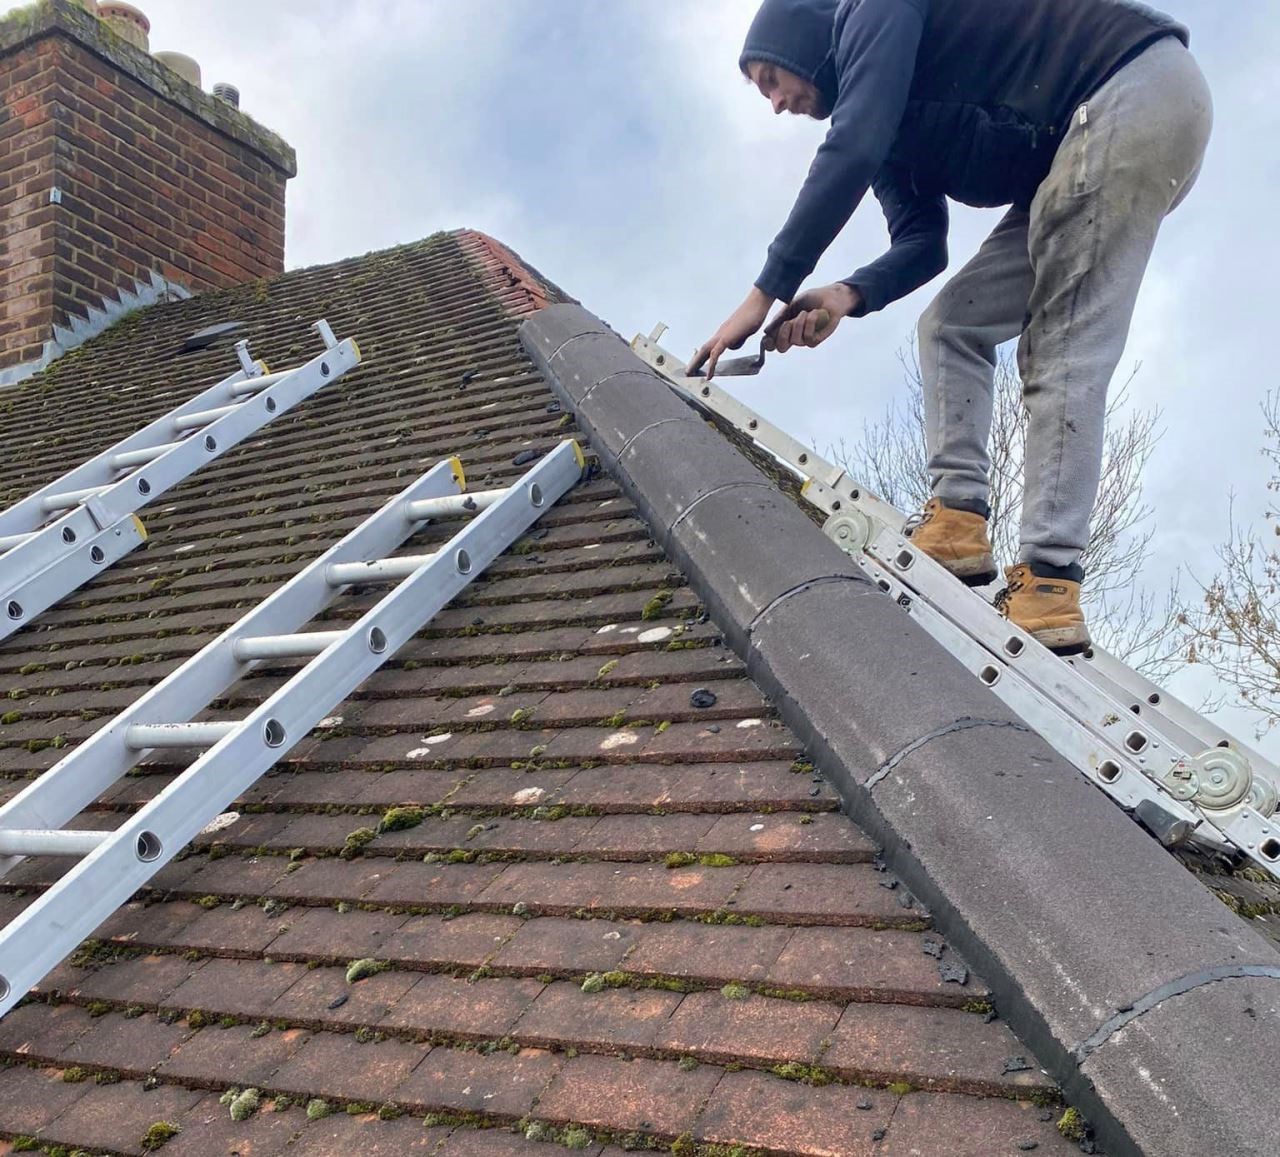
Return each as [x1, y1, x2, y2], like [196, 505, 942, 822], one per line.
[739, 0, 842, 116]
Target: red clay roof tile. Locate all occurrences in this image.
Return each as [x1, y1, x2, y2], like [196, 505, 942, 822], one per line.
[0, 230, 1081, 1154]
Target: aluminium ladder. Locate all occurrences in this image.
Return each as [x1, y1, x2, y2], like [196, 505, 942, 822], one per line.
[0, 438, 585, 1018]
[0, 320, 360, 643]
[631, 324, 1280, 883]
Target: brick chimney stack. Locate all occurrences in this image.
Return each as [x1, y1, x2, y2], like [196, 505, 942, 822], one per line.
[0, 0, 296, 385]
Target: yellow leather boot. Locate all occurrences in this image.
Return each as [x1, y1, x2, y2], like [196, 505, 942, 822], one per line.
[906, 498, 998, 587]
[996, 562, 1091, 655]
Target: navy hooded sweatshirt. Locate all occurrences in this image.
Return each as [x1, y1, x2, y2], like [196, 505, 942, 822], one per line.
[741, 0, 1190, 312]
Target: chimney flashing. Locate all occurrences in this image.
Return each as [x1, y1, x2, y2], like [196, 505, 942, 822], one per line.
[0, 0, 295, 178]
[0, 271, 192, 390]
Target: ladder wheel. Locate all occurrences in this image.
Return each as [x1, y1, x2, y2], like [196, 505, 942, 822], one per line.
[1249, 773, 1279, 818]
[1187, 748, 1253, 812]
[823, 511, 873, 555]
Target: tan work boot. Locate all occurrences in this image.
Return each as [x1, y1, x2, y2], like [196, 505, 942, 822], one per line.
[995, 562, 1091, 655]
[905, 498, 998, 587]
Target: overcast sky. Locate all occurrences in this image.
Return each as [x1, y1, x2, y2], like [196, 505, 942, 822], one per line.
[11, 0, 1278, 748]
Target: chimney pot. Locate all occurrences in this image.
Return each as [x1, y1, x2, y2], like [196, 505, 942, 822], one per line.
[212, 82, 241, 109]
[153, 51, 201, 89]
[97, 3, 150, 51]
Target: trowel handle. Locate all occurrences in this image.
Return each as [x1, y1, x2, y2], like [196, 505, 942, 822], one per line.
[762, 308, 832, 353]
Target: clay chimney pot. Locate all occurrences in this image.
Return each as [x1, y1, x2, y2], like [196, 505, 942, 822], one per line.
[98, 3, 150, 51]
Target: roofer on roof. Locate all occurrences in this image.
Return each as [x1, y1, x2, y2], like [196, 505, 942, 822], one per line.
[689, 0, 1210, 655]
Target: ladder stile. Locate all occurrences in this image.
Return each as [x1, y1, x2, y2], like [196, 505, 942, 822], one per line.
[630, 324, 1280, 881]
[0, 440, 585, 1017]
[0, 323, 360, 642]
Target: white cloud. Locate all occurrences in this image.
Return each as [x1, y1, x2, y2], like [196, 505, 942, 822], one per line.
[6, 0, 1278, 750]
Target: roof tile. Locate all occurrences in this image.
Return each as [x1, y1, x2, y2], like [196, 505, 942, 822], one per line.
[0, 1062, 95, 1136]
[166, 957, 309, 1021]
[268, 966, 419, 1031]
[265, 1111, 452, 1155]
[487, 915, 638, 975]
[377, 973, 544, 1041]
[536, 1053, 721, 1137]
[378, 912, 523, 970]
[733, 861, 926, 925]
[393, 1043, 562, 1118]
[653, 988, 842, 1066]
[617, 921, 794, 987]
[824, 1002, 1040, 1096]
[697, 1068, 898, 1156]
[34, 1078, 203, 1156]
[879, 1090, 1079, 1155]
[514, 981, 684, 1052]
[158, 1019, 306, 1088]
[159, 1092, 301, 1157]
[60, 1007, 188, 1076]
[0, 230, 1079, 1153]
[269, 1030, 425, 1104]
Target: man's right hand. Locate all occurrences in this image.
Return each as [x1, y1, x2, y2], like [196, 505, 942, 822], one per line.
[765, 283, 863, 353]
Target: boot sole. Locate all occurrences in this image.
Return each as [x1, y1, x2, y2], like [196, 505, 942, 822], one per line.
[940, 553, 998, 588]
[1029, 624, 1092, 656]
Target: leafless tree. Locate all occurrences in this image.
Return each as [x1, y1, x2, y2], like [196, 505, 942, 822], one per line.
[1176, 392, 1280, 735]
[830, 346, 1182, 677]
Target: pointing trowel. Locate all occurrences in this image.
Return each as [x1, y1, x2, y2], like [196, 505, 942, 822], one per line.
[685, 309, 832, 377]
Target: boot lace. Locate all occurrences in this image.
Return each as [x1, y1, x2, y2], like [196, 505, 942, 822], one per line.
[993, 573, 1025, 618]
[903, 504, 936, 538]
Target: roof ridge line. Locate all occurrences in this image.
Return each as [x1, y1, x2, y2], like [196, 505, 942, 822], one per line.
[520, 301, 1280, 1157]
[452, 229, 577, 318]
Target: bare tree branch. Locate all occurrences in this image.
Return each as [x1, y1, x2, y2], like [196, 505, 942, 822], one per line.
[1175, 394, 1280, 735]
[829, 346, 1178, 676]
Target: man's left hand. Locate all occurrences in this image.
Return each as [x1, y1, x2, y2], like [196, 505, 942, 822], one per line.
[766, 283, 863, 353]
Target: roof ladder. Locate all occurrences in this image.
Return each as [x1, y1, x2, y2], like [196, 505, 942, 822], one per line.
[631, 324, 1280, 883]
[0, 439, 586, 1018]
[0, 320, 360, 643]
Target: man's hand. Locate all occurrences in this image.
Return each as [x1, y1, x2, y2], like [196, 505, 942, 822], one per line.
[765, 283, 863, 353]
[689, 287, 775, 380]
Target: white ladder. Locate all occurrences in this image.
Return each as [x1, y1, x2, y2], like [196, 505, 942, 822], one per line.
[0, 439, 585, 1017]
[631, 325, 1280, 882]
[0, 320, 360, 643]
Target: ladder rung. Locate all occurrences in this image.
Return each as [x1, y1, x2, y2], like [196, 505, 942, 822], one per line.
[404, 488, 508, 521]
[229, 369, 290, 397]
[0, 829, 108, 858]
[125, 722, 238, 750]
[0, 442, 582, 1021]
[0, 531, 34, 553]
[233, 631, 344, 660]
[111, 441, 184, 471]
[326, 553, 436, 586]
[40, 485, 108, 513]
[173, 403, 242, 433]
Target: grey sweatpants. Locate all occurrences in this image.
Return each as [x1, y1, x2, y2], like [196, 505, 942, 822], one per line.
[917, 37, 1213, 571]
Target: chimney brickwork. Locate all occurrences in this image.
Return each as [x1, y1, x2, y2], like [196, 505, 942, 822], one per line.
[0, 0, 296, 382]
